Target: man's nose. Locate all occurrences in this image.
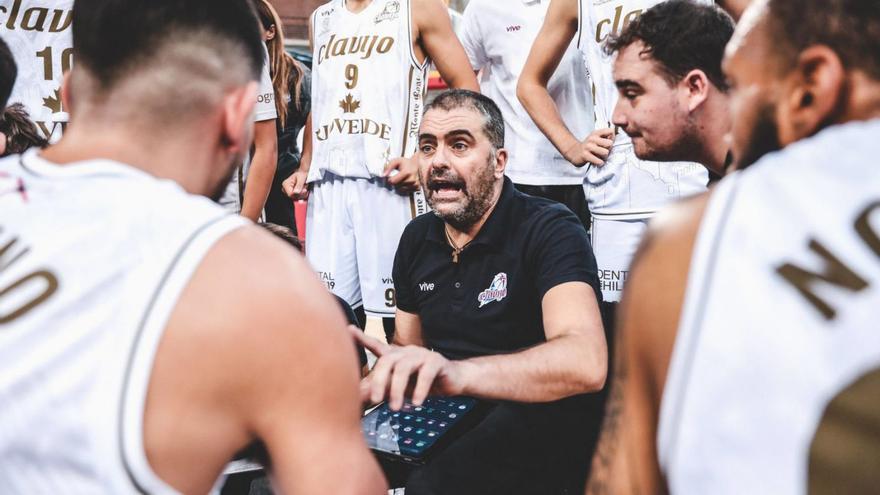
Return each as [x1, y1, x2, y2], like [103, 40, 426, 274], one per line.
[611, 101, 628, 128]
[430, 144, 451, 169]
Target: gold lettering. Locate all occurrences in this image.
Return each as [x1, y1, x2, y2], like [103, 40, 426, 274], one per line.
[622, 9, 642, 30]
[595, 18, 611, 43]
[331, 37, 349, 57]
[611, 5, 623, 36]
[376, 37, 393, 54]
[0, 270, 59, 324]
[48, 9, 71, 33]
[776, 239, 869, 320]
[855, 201, 880, 258]
[6, 0, 21, 30]
[21, 7, 48, 31]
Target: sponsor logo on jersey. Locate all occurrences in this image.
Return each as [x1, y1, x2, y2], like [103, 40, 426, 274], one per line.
[595, 5, 644, 43]
[318, 271, 336, 290]
[506, 25, 522, 32]
[419, 282, 435, 292]
[317, 34, 395, 64]
[314, 118, 393, 142]
[0, 0, 72, 33]
[478, 273, 508, 308]
[375, 0, 400, 23]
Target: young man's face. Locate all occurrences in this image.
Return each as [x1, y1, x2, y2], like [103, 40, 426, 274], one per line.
[612, 41, 696, 162]
[417, 106, 504, 230]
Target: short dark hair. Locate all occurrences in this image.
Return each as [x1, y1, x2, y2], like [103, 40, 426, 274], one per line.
[605, 0, 734, 91]
[259, 222, 303, 253]
[0, 38, 17, 110]
[765, 0, 880, 80]
[0, 104, 48, 156]
[71, 0, 264, 90]
[425, 90, 505, 149]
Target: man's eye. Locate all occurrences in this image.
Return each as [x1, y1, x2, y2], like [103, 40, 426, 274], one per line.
[623, 91, 638, 100]
[420, 144, 435, 153]
[451, 142, 468, 151]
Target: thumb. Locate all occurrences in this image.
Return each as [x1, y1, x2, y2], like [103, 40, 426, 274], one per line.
[384, 157, 403, 176]
[348, 324, 389, 357]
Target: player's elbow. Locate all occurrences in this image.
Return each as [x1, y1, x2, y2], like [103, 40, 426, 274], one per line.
[516, 77, 537, 111]
[572, 333, 608, 394]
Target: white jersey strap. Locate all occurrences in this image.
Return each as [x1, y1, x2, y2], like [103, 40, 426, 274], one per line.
[119, 214, 247, 495]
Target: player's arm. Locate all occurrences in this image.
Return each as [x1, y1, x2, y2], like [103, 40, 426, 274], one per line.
[413, 0, 479, 91]
[585, 195, 709, 495]
[145, 226, 387, 494]
[241, 119, 278, 221]
[393, 309, 425, 347]
[282, 113, 311, 200]
[517, 0, 590, 165]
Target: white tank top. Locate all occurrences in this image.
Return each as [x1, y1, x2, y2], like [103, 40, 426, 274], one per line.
[576, 0, 708, 218]
[309, 0, 428, 181]
[0, 150, 246, 494]
[658, 120, 880, 494]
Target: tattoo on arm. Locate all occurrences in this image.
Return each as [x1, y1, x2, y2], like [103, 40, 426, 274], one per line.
[586, 324, 630, 495]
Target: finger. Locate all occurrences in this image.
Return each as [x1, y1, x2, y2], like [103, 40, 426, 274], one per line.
[411, 359, 443, 406]
[585, 153, 606, 166]
[598, 127, 615, 138]
[348, 325, 389, 357]
[597, 138, 614, 148]
[367, 352, 403, 404]
[383, 158, 403, 176]
[360, 377, 373, 405]
[388, 357, 420, 411]
[387, 170, 407, 185]
[282, 180, 295, 197]
[587, 143, 610, 159]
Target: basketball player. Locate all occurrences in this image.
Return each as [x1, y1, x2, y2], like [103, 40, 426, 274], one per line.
[0, 0, 73, 140]
[607, 0, 735, 177]
[282, 0, 478, 338]
[518, 0, 709, 313]
[0, 0, 386, 493]
[586, 0, 880, 492]
[0, 37, 15, 110]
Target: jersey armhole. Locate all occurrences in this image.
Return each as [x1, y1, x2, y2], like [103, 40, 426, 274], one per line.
[575, 0, 584, 50]
[118, 215, 247, 494]
[656, 175, 742, 475]
[406, 0, 430, 70]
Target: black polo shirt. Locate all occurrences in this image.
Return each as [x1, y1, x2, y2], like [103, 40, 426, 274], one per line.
[393, 177, 602, 360]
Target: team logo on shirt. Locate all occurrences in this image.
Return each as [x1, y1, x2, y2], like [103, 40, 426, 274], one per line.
[375, 0, 400, 23]
[477, 273, 508, 308]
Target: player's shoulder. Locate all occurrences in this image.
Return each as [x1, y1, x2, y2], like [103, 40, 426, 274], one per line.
[639, 191, 711, 268]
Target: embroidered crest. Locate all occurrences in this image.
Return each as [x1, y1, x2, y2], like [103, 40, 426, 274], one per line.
[375, 0, 400, 23]
[478, 273, 508, 308]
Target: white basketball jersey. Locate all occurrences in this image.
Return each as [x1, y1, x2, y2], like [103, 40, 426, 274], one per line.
[0, 150, 246, 494]
[309, 0, 428, 181]
[658, 120, 880, 494]
[576, 0, 708, 217]
[0, 0, 74, 139]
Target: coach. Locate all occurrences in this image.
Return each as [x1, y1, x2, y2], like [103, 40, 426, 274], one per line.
[354, 90, 607, 494]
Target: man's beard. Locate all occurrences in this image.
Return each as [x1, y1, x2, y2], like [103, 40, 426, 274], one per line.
[426, 156, 498, 231]
[209, 153, 244, 202]
[734, 102, 781, 171]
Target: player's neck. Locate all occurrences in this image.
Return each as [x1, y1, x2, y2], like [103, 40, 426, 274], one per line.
[40, 124, 219, 197]
[696, 92, 732, 175]
[843, 74, 880, 123]
[343, 0, 374, 14]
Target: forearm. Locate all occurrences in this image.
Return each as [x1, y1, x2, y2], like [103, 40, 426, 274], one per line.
[517, 80, 582, 157]
[457, 333, 606, 403]
[299, 114, 313, 173]
[241, 147, 277, 221]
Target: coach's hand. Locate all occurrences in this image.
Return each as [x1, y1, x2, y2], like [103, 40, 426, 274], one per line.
[350, 327, 465, 411]
[383, 156, 421, 194]
[563, 127, 615, 167]
[282, 169, 310, 200]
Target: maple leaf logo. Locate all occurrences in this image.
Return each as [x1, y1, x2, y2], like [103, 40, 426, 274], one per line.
[42, 88, 63, 114]
[339, 93, 360, 114]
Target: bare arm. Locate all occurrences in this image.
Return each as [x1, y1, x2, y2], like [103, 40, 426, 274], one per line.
[585, 195, 710, 494]
[282, 113, 311, 199]
[145, 226, 387, 494]
[393, 308, 425, 347]
[240, 119, 278, 221]
[414, 0, 479, 91]
[458, 281, 606, 401]
[517, 0, 585, 162]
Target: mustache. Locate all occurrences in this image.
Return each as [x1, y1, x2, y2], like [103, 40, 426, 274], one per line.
[425, 169, 466, 191]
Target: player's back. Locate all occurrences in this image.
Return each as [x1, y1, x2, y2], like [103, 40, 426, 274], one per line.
[0, 150, 244, 493]
[659, 119, 880, 494]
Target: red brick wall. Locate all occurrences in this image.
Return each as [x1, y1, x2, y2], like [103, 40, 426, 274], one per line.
[272, 0, 325, 43]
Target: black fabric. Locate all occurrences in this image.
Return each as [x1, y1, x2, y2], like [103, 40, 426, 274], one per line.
[264, 68, 311, 233]
[405, 395, 601, 495]
[393, 177, 602, 360]
[335, 295, 366, 367]
[514, 183, 591, 233]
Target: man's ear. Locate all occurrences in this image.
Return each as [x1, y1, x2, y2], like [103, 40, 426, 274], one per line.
[779, 45, 845, 144]
[60, 70, 73, 114]
[494, 148, 508, 178]
[220, 81, 258, 154]
[682, 69, 710, 112]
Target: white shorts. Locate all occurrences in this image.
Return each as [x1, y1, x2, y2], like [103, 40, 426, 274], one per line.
[590, 217, 649, 303]
[306, 173, 427, 317]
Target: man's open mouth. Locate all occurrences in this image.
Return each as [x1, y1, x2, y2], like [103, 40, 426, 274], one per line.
[428, 179, 465, 199]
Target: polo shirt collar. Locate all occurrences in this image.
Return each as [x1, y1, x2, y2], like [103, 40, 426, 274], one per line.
[425, 176, 515, 249]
